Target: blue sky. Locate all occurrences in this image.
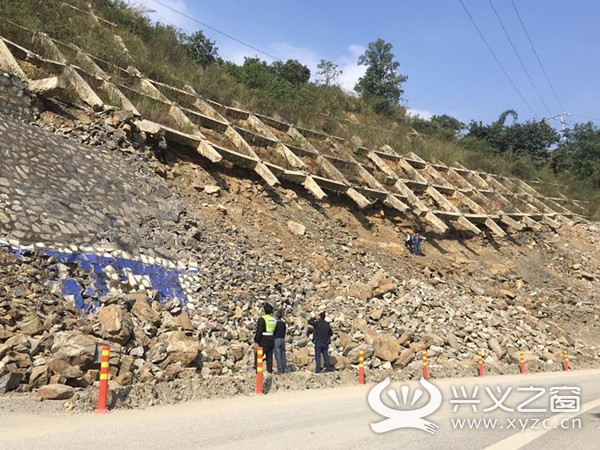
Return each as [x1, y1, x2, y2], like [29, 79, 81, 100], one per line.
[135, 0, 599, 128]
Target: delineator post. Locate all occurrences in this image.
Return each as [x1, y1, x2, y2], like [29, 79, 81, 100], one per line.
[477, 349, 484, 377]
[95, 346, 110, 414]
[256, 347, 263, 395]
[358, 348, 365, 385]
[519, 350, 526, 375]
[422, 349, 429, 380]
[563, 349, 569, 372]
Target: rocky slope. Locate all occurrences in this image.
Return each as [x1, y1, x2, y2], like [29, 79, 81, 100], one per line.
[1, 105, 599, 409]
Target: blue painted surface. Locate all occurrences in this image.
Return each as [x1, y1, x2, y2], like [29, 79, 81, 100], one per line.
[1, 242, 194, 312]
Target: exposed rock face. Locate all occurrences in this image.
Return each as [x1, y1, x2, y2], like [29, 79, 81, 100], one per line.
[0, 84, 599, 410]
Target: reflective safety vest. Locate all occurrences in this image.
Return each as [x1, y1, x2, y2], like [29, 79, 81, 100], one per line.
[262, 314, 277, 335]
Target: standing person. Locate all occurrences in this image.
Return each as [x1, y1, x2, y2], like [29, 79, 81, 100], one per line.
[405, 232, 414, 254]
[253, 303, 277, 374]
[273, 310, 287, 374]
[413, 232, 426, 256]
[308, 312, 333, 373]
[154, 129, 168, 164]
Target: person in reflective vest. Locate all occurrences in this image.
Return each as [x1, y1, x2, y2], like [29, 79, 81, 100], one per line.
[253, 303, 277, 374]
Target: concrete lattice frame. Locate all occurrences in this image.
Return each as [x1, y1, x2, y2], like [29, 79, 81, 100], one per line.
[0, 16, 585, 237]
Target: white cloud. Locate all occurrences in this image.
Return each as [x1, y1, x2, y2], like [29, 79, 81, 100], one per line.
[218, 41, 367, 93]
[336, 45, 366, 93]
[407, 108, 433, 120]
[128, 0, 196, 31]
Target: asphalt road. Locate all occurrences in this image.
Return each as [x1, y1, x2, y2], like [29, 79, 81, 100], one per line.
[1, 369, 599, 450]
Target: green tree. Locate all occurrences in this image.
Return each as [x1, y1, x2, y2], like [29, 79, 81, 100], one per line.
[551, 122, 600, 188]
[467, 109, 558, 157]
[181, 30, 219, 67]
[431, 114, 465, 135]
[316, 60, 342, 85]
[270, 59, 311, 85]
[354, 38, 408, 114]
[236, 57, 273, 89]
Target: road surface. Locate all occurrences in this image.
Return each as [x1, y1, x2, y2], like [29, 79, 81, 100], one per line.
[1, 369, 599, 449]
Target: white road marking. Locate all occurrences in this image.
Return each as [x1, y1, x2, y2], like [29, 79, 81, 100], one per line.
[485, 398, 600, 450]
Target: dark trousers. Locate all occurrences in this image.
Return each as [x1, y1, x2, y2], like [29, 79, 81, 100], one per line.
[255, 345, 274, 373]
[274, 338, 287, 373]
[315, 341, 331, 373]
[414, 241, 421, 255]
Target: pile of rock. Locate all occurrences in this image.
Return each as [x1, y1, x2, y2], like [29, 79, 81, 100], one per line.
[1, 102, 599, 409]
[2, 232, 600, 405]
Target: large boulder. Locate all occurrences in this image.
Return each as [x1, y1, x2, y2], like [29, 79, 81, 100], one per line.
[0, 372, 22, 393]
[547, 322, 576, 346]
[18, 314, 45, 336]
[29, 365, 49, 389]
[36, 384, 74, 400]
[347, 283, 372, 301]
[488, 338, 505, 359]
[373, 334, 400, 362]
[394, 348, 415, 368]
[331, 354, 348, 370]
[173, 311, 193, 331]
[294, 347, 311, 367]
[51, 332, 99, 369]
[158, 331, 200, 365]
[97, 304, 134, 345]
[48, 358, 83, 379]
[147, 343, 169, 364]
[131, 297, 160, 325]
[229, 343, 245, 362]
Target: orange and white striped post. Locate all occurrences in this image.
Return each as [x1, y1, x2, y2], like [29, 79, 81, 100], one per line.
[519, 350, 526, 375]
[563, 349, 570, 372]
[422, 349, 429, 380]
[358, 348, 365, 385]
[477, 349, 484, 377]
[95, 346, 110, 414]
[256, 347, 263, 395]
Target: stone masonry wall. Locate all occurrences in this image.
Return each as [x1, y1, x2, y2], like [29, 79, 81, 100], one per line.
[0, 94, 202, 305]
[0, 72, 32, 122]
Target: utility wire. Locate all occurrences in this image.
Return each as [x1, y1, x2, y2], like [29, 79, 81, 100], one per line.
[488, 0, 552, 115]
[150, 0, 282, 62]
[570, 114, 600, 122]
[459, 0, 538, 118]
[510, 0, 565, 112]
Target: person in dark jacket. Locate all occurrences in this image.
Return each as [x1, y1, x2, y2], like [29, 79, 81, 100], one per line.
[154, 129, 168, 164]
[308, 312, 333, 373]
[254, 303, 277, 374]
[413, 232, 426, 256]
[273, 310, 287, 374]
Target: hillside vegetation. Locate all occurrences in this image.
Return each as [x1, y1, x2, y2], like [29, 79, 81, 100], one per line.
[0, 0, 598, 218]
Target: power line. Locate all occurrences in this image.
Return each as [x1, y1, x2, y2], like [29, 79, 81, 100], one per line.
[570, 114, 600, 122]
[149, 0, 282, 62]
[488, 0, 552, 115]
[510, 0, 565, 112]
[458, 0, 538, 118]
